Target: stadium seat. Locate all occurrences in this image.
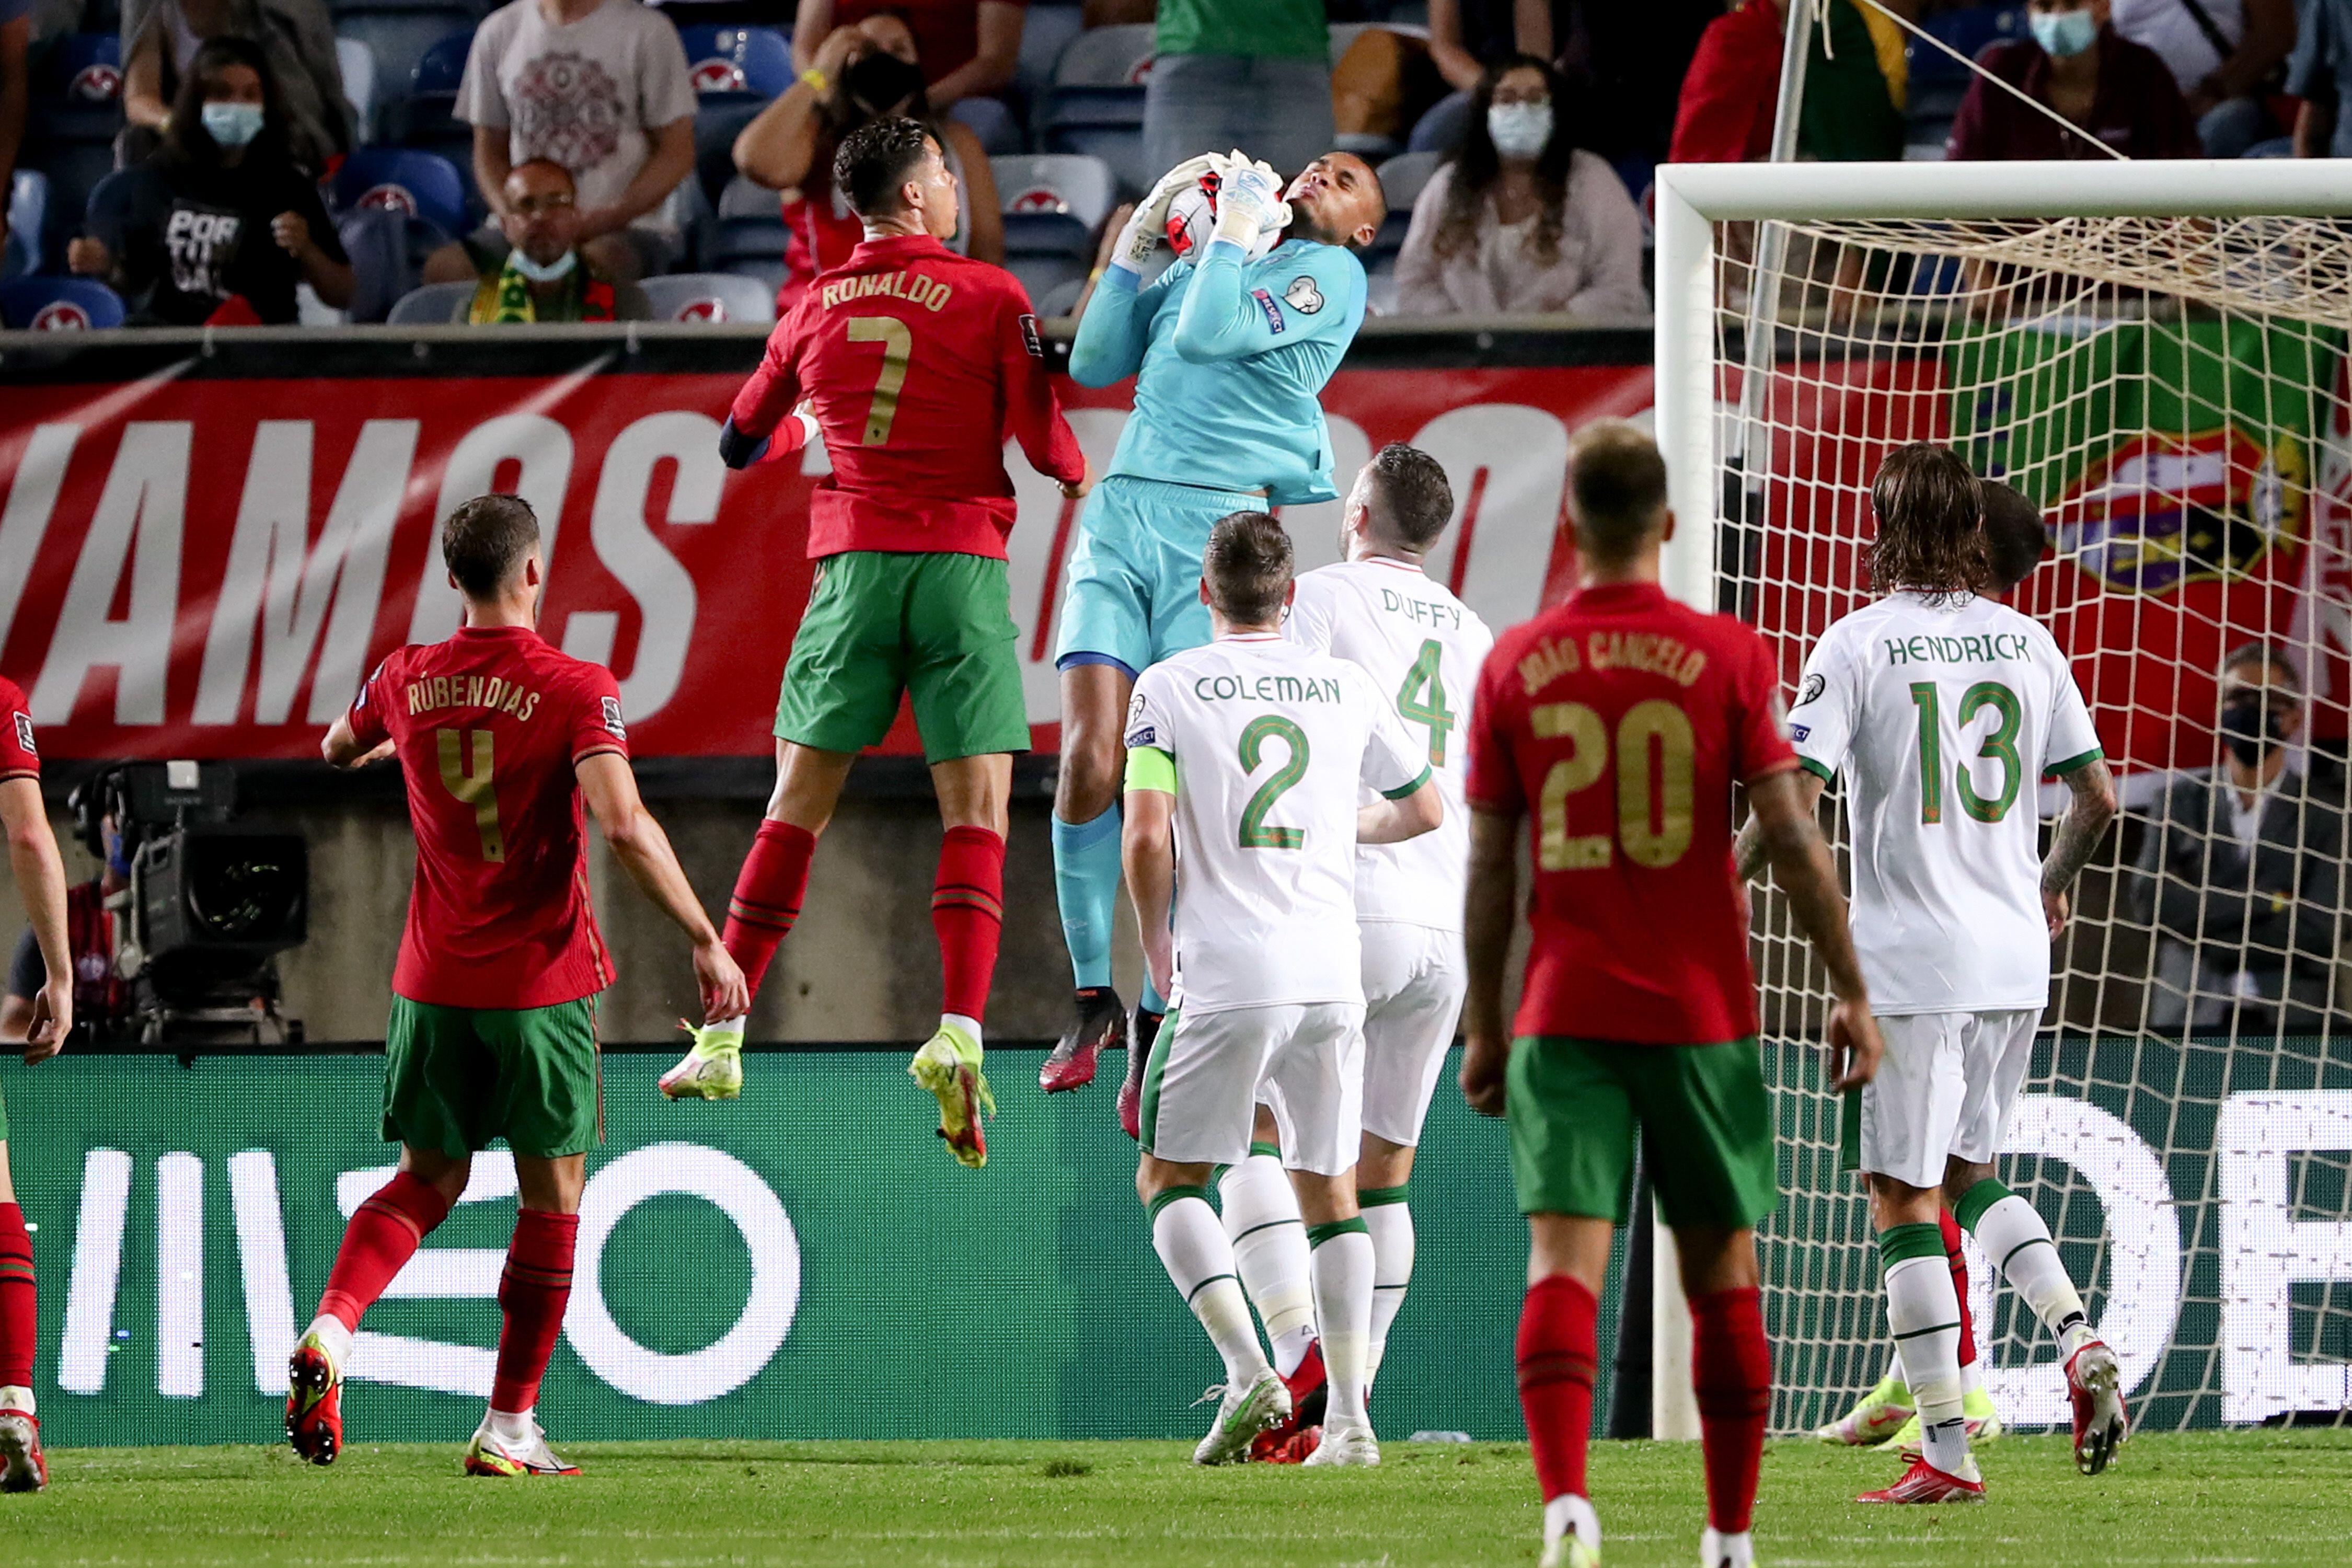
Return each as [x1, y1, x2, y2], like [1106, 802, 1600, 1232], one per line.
[5, 171, 48, 280]
[338, 37, 377, 143]
[675, 25, 790, 99]
[1909, 4, 2025, 81]
[383, 30, 478, 208]
[1036, 274, 1085, 317]
[385, 279, 474, 324]
[711, 172, 786, 278]
[1043, 24, 1152, 195]
[694, 99, 764, 202]
[335, 147, 468, 237]
[1013, 2, 1083, 126]
[1374, 149, 1440, 215]
[331, 1, 479, 109]
[993, 153, 1111, 284]
[27, 35, 124, 271]
[640, 270, 776, 323]
[0, 275, 125, 329]
[1008, 254, 1087, 306]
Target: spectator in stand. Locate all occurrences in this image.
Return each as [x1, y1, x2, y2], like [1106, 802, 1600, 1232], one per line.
[0, 0, 25, 204]
[430, 158, 653, 321]
[68, 37, 353, 324]
[2112, 0, 2293, 156]
[1947, 0, 2201, 159]
[1143, 0, 1333, 184]
[1412, 1, 1713, 160]
[453, 0, 696, 284]
[734, 12, 1001, 310]
[2131, 643, 2351, 1035]
[1392, 55, 1645, 318]
[2290, 0, 2352, 156]
[119, 0, 353, 175]
[1669, 0, 1904, 165]
[792, 0, 1025, 152]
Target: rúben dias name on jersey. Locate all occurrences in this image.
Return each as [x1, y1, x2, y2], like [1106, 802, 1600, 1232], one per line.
[1514, 630, 1710, 695]
[404, 674, 544, 721]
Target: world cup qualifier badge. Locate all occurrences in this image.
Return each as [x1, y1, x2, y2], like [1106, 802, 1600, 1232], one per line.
[1283, 275, 1325, 314]
[602, 696, 627, 739]
[1019, 313, 1044, 359]
[13, 713, 32, 756]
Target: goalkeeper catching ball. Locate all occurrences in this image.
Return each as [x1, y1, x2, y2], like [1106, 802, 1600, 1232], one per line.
[1042, 146, 1386, 1128]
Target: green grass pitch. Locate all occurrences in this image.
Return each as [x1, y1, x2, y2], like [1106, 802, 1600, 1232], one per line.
[1, 1432, 2343, 1565]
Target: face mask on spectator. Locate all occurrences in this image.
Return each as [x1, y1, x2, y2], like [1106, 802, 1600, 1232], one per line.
[201, 100, 265, 148]
[511, 246, 579, 283]
[2028, 6, 2099, 57]
[1488, 101, 1553, 160]
[2219, 691, 2288, 767]
[843, 51, 925, 119]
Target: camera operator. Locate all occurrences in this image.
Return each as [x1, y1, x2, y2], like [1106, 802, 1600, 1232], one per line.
[0, 814, 125, 1045]
[2130, 641, 2352, 1034]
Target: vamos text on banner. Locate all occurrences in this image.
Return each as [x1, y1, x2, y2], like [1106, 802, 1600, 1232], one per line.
[0, 340, 1653, 759]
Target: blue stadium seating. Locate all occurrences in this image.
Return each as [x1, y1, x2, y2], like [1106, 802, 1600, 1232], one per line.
[333, 147, 470, 272]
[384, 32, 479, 212]
[0, 275, 125, 330]
[709, 173, 786, 294]
[1042, 24, 1151, 196]
[27, 34, 123, 271]
[641, 270, 776, 324]
[1909, 5, 2026, 81]
[331, 1, 479, 111]
[675, 25, 790, 100]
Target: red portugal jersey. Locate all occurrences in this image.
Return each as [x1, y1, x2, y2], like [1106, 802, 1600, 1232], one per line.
[728, 233, 1086, 560]
[1466, 582, 1797, 1045]
[0, 677, 35, 782]
[347, 626, 627, 1011]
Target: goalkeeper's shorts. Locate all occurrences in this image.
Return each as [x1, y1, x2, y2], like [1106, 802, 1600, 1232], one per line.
[1054, 476, 1270, 677]
[1506, 1034, 1777, 1228]
[775, 551, 1031, 764]
[383, 995, 601, 1159]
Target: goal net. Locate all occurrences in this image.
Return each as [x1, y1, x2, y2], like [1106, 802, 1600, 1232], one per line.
[1653, 161, 2352, 1435]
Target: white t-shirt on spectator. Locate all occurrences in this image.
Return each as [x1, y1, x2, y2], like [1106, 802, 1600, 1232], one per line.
[2112, 0, 2241, 94]
[459, 0, 696, 223]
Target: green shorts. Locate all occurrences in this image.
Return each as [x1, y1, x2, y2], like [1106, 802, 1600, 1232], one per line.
[1506, 1035, 1777, 1229]
[776, 550, 1031, 765]
[384, 995, 602, 1159]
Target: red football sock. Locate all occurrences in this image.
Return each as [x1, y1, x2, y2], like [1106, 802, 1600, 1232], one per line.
[722, 820, 816, 1001]
[1941, 1206, 1977, 1368]
[1516, 1273, 1598, 1503]
[490, 1209, 579, 1414]
[0, 1203, 34, 1389]
[1689, 1286, 1771, 1535]
[931, 825, 1006, 1021]
[317, 1172, 452, 1331]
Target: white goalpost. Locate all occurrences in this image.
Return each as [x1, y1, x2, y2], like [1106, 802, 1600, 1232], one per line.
[1651, 159, 2352, 1435]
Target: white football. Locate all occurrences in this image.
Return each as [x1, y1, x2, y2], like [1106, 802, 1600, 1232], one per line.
[1163, 170, 1221, 259]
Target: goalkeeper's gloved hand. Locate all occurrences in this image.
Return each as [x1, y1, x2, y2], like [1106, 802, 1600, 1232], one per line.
[1206, 151, 1290, 253]
[1109, 153, 1222, 275]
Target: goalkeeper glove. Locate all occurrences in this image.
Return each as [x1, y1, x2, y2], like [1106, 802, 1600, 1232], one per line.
[1206, 151, 1290, 253]
[1109, 153, 1223, 276]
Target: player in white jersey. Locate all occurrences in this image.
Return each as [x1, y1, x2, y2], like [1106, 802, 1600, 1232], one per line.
[1230, 444, 1494, 1424]
[1755, 446, 2125, 1503]
[1122, 511, 1442, 1468]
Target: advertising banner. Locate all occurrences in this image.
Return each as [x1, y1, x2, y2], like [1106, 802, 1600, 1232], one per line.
[1763, 1031, 2352, 1435]
[0, 337, 1653, 760]
[0, 1048, 1560, 1446]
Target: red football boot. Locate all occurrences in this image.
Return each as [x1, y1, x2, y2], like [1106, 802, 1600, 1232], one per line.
[2066, 1340, 2128, 1475]
[1041, 988, 1125, 1093]
[1858, 1457, 1986, 1504]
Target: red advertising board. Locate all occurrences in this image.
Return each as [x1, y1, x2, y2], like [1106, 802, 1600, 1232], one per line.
[0, 353, 1653, 759]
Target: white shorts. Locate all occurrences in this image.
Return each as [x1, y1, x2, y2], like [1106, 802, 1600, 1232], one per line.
[1358, 921, 1466, 1149]
[1145, 1001, 1366, 1176]
[1857, 1009, 2040, 1188]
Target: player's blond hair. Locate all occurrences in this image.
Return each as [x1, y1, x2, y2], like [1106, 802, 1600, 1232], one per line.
[1566, 419, 1667, 564]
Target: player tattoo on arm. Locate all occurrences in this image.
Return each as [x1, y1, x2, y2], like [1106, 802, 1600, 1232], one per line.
[1734, 767, 1826, 883]
[1458, 805, 1520, 1117]
[2039, 756, 2118, 938]
[1746, 768, 1882, 1090]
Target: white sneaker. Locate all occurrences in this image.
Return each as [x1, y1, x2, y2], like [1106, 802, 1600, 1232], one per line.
[464, 1415, 581, 1477]
[1191, 1371, 1289, 1466]
[0, 1406, 45, 1493]
[1299, 1417, 1378, 1467]
[1540, 1494, 1603, 1568]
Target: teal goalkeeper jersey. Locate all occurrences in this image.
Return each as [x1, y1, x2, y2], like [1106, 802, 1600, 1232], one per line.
[1068, 237, 1368, 507]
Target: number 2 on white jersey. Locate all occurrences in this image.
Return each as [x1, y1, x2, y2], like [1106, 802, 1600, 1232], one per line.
[1238, 714, 1309, 849]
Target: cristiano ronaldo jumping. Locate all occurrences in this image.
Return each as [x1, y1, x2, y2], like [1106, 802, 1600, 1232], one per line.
[1460, 423, 1882, 1568]
[291, 493, 748, 1477]
[1043, 146, 1385, 1127]
[662, 116, 1089, 1167]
